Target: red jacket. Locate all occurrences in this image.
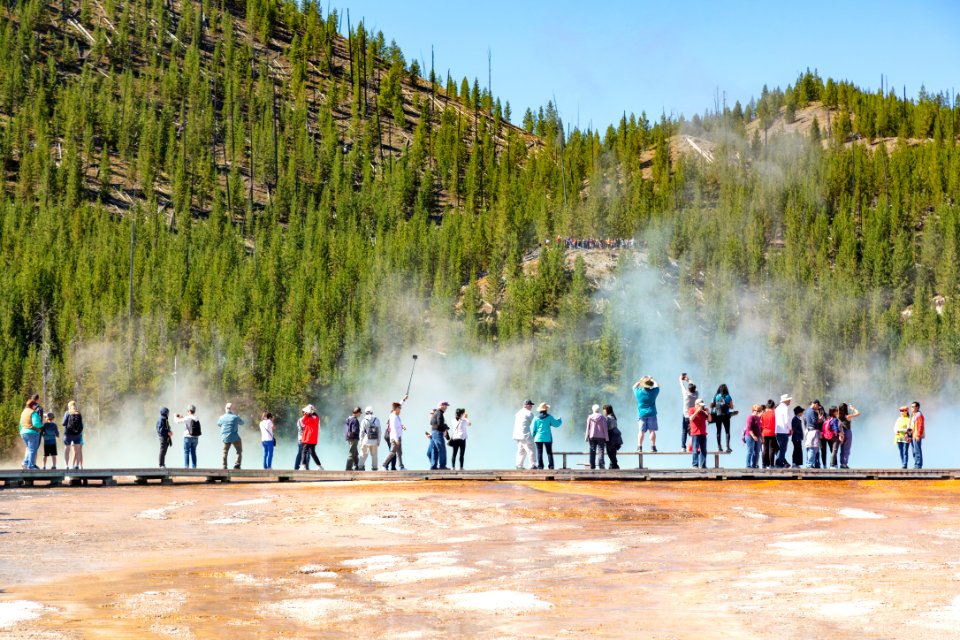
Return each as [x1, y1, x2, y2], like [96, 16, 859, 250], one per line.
[760, 409, 776, 437]
[688, 406, 709, 436]
[300, 414, 319, 445]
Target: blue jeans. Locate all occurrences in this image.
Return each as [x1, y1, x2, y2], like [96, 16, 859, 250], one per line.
[691, 434, 707, 468]
[21, 432, 40, 469]
[183, 437, 198, 468]
[745, 438, 760, 468]
[839, 429, 852, 467]
[429, 432, 447, 469]
[262, 440, 275, 469]
[897, 442, 911, 469]
[775, 434, 790, 467]
[806, 447, 821, 468]
[913, 438, 923, 469]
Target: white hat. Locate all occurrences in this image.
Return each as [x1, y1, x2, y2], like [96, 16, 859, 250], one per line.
[364, 406, 373, 414]
[302, 404, 315, 413]
[780, 394, 792, 402]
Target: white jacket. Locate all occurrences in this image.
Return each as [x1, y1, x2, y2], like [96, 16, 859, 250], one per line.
[513, 408, 533, 440]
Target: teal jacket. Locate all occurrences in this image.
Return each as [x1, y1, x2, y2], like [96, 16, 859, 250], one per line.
[531, 413, 562, 443]
[217, 412, 244, 443]
[634, 386, 660, 418]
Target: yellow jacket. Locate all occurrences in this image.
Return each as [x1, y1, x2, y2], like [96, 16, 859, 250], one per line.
[894, 416, 911, 443]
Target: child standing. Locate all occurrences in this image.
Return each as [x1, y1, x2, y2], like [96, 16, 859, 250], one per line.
[41, 412, 59, 469]
[804, 411, 821, 468]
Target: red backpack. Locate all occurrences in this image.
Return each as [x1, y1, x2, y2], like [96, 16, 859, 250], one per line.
[821, 417, 836, 440]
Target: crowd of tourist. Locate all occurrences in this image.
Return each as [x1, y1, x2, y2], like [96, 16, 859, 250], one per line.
[14, 375, 930, 471]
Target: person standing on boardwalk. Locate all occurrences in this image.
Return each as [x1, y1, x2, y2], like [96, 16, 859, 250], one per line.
[218, 403, 244, 470]
[259, 412, 276, 469]
[894, 406, 911, 469]
[428, 401, 450, 470]
[41, 412, 59, 470]
[678, 374, 698, 452]
[909, 402, 925, 469]
[585, 404, 608, 469]
[532, 402, 563, 470]
[359, 407, 381, 471]
[297, 405, 322, 470]
[19, 399, 42, 470]
[382, 401, 407, 471]
[689, 398, 710, 469]
[448, 408, 470, 470]
[175, 405, 202, 469]
[157, 407, 173, 468]
[513, 400, 537, 470]
[62, 400, 85, 470]
[774, 394, 792, 468]
[345, 407, 362, 471]
[837, 403, 860, 469]
[760, 400, 777, 469]
[603, 405, 622, 469]
[790, 406, 804, 468]
[744, 405, 762, 469]
[712, 384, 734, 453]
[633, 376, 660, 453]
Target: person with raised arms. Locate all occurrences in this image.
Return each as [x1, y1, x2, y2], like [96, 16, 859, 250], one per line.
[633, 376, 660, 453]
[532, 402, 563, 470]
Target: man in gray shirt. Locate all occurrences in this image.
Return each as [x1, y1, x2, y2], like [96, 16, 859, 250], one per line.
[679, 374, 699, 452]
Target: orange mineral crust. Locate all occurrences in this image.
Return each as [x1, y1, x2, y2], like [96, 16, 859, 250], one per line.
[1, 480, 958, 639]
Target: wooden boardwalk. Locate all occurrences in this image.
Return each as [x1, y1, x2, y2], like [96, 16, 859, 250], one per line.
[1, 467, 958, 487]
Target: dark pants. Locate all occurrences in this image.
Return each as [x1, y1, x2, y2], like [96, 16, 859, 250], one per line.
[588, 438, 606, 469]
[715, 415, 731, 450]
[606, 441, 620, 469]
[222, 440, 242, 469]
[159, 437, 170, 467]
[762, 435, 777, 468]
[681, 417, 690, 450]
[449, 439, 466, 469]
[300, 443, 321, 469]
[775, 434, 790, 467]
[791, 438, 804, 467]
[346, 439, 360, 470]
[820, 438, 839, 468]
[536, 442, 554, 469]
[692, 434, 708, 468]
[382, 440, 403, 470]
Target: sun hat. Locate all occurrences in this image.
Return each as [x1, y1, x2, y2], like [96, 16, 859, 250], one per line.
[780, 394, 792, 402]
[641, 376, 656, 389]
[537, 402, 550, 412]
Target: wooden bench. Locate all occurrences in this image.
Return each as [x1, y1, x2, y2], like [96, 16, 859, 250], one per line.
[554, 450, 731, 470]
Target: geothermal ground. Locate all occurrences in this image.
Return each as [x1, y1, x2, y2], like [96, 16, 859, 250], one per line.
[0, 480, 958, 639]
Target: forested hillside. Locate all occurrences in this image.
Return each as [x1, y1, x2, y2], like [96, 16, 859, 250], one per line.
[1, 0, 959, 450]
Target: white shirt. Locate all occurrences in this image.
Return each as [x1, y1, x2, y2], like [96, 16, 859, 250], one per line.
[774, 403, 792, 435]
[450, 418, 470, 440]
[259, 419, 275, 442]
[513, 408, 534, 440]
[387, 413, 403, 442]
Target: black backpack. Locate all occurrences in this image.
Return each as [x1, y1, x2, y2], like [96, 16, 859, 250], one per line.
[365, 418, 380, 441]
[187, 417, 202, 437]
[64, 413, 84, 435]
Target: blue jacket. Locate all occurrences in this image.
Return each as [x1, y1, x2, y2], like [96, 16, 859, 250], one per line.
[218, 412, 244, 443]
[531, 413, 562, 443]
[634, 386, 660, 418]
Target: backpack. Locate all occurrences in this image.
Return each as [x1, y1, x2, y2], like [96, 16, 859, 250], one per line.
[344, 416, 360, 441]
[822, 417, 836, 440]
[714, 394, 729, 417]
[365, 418, 380, 441]
[64, 413, 83, 435]
[187, 417, 202, 437]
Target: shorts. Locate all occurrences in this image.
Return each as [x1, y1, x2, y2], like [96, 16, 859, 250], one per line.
[64, 433, 84, 446]
[639, 416, 659, 432]
[43, 442, 58, 456]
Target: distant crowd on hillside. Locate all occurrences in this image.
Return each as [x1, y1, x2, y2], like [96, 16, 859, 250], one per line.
[14, 374, 929, 472]
[542, 237, 637, 250]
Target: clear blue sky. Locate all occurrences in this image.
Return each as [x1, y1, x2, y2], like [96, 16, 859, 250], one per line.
[338, 0, 959, 131]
